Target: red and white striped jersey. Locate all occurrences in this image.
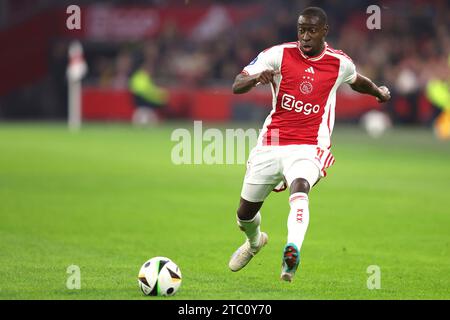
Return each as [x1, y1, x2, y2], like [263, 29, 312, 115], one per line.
[242, 41, 357, 150]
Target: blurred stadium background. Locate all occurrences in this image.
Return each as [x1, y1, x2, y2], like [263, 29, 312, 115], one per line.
[0, 0, 448, 125]
[0, 0, 449, 300]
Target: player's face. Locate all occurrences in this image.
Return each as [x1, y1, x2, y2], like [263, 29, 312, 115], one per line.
[297, 15, 328, 56]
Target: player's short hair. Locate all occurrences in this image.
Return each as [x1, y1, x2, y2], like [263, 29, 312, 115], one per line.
[299, 7, 328, 26]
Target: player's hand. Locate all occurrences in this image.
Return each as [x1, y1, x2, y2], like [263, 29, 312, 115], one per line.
[376, 86, 391, 103]
[256, 70, 280, 88]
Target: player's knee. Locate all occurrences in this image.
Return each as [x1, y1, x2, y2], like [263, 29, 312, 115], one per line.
[237, 198, 262, 221]
[290, 178, 310, 194]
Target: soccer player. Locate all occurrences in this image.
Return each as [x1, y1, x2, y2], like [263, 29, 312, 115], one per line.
[228, 7, 391, 282]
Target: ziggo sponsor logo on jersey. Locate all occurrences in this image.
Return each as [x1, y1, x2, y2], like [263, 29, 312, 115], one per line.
[281, 94, 320, 115]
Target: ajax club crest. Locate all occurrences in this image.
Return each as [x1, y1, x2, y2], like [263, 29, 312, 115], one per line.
[300, 80, 313, 95]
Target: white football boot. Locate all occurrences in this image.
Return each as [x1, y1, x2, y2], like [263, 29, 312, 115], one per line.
[228, 232, 268, 272]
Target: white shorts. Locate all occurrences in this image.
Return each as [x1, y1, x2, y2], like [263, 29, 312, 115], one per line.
[240, 145, 335, 202]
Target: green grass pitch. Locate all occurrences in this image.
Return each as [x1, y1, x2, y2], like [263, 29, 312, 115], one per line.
[0, 122, 449, 300]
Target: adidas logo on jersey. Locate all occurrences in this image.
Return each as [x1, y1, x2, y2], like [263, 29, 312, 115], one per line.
[305, 66, 315, 74]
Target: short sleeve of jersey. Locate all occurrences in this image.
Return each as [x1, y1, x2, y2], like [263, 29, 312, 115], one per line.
[242, 46, 281, 76]
[341, 57, 357, 84]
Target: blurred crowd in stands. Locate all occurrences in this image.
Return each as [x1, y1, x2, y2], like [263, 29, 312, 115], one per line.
[87, 0, 449, 87]
[1, 0, 448, 124]
[80, 0, 449, 124]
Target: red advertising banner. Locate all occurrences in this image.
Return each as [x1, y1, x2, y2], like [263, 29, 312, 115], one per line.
[82, 87, 390, 122]
[82, 4, 264, 41]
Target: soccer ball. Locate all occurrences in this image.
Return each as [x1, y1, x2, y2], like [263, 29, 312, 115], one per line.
[138, 257, 182, 296]
[360, 110, 391, 138]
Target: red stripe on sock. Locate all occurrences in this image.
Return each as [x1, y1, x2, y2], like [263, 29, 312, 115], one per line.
[289, 195, 308, 203]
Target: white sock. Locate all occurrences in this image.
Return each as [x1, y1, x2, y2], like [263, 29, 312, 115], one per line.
[287, 192, 310, 251]
[237, 212, 261, 249]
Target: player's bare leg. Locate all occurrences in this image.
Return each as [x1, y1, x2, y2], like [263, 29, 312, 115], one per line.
[281, 178, 310, 282]
[228, 198, 268, 272]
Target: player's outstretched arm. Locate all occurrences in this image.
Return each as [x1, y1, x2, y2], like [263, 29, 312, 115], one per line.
[232, 70, 279, 94]
[350, 73, 391, 103]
